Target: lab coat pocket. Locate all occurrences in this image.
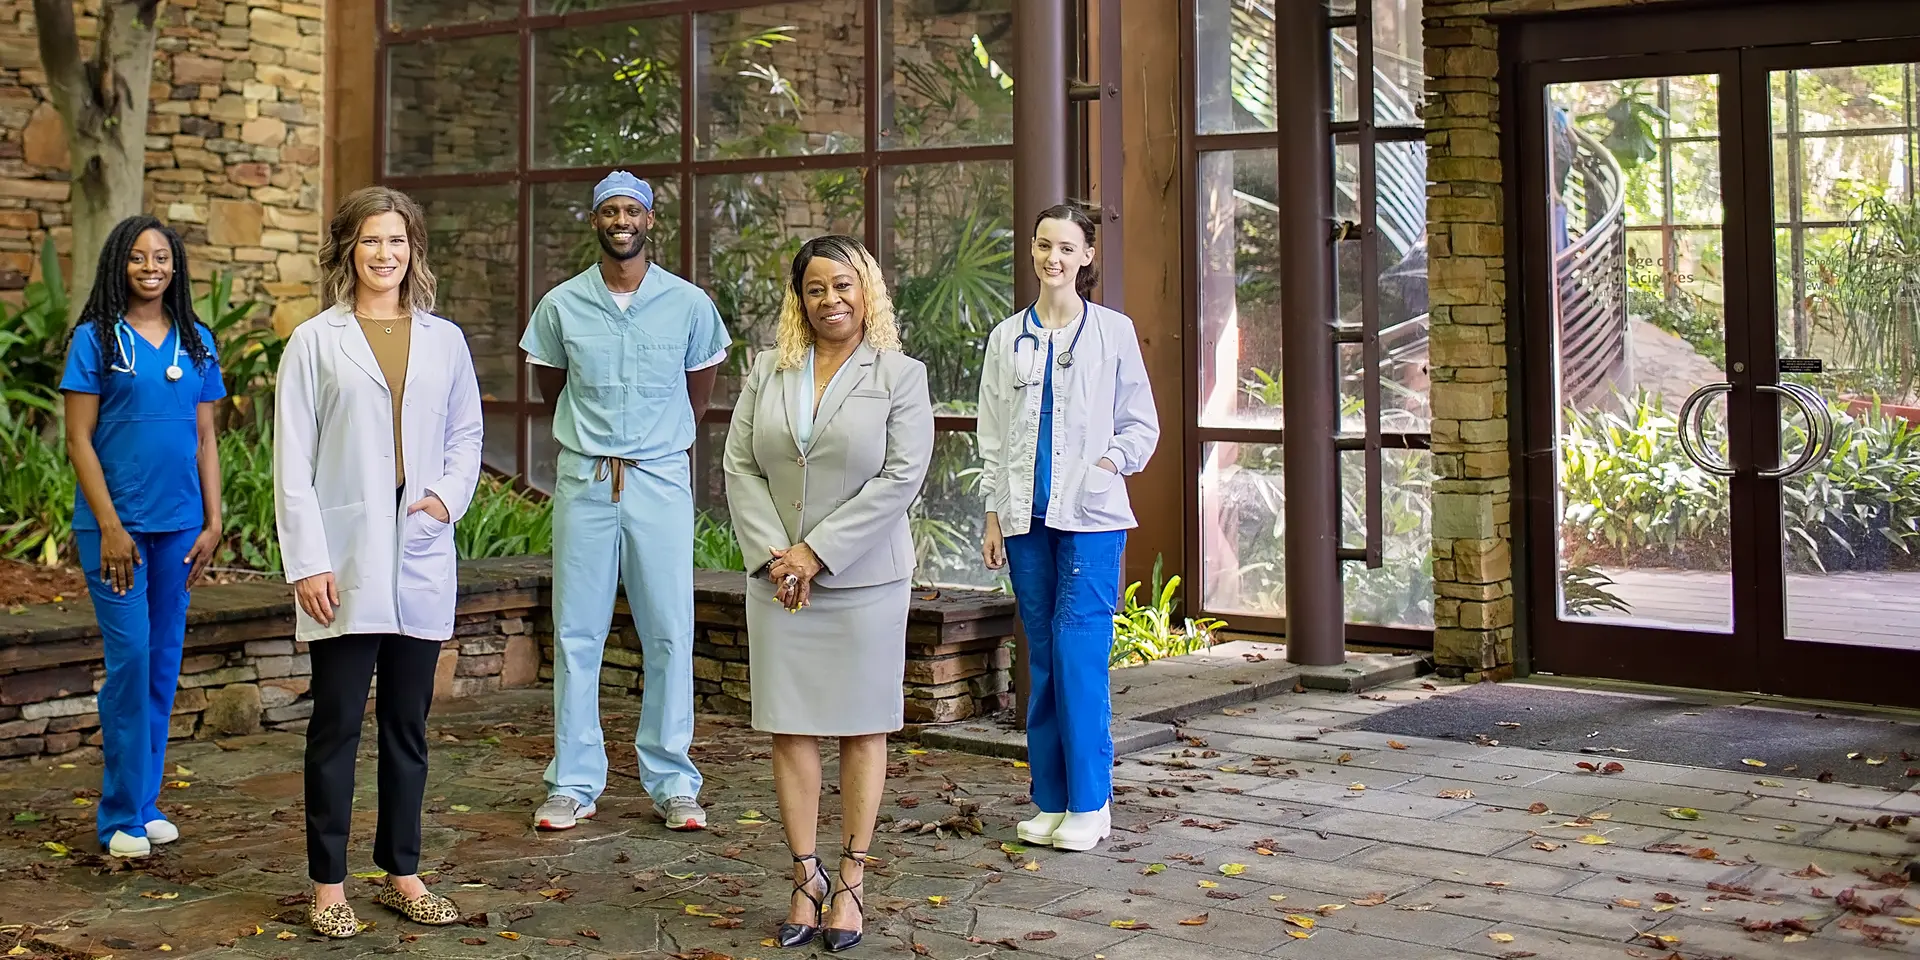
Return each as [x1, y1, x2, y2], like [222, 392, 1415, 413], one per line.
[398, 511, 457, 634]
[1084, 458, 1119, 495]
[319, 502, 365, 590]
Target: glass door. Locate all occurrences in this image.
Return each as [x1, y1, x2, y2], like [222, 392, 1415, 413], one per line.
[1746, 40, 1920, 707]
[1521, 52, 1766, 693]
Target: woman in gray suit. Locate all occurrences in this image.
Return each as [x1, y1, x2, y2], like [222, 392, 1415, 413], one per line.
[723, 234, 934, 953]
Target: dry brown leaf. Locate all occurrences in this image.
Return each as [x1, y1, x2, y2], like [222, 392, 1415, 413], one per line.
[1438, 789, 1475, 800]
[1532, 841, 1562, 852]
[1350, 893, 1388, 906]
[1388, 741, 1409, 750]
[1179, 913, 1210, 926]
[1527, 802, 1550, 815]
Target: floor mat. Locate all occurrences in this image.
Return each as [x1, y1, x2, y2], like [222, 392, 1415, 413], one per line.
[1346, 683, 1920, 790]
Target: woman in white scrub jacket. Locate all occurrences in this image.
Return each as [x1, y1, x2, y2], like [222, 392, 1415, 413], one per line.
[274, 186, 483, 938]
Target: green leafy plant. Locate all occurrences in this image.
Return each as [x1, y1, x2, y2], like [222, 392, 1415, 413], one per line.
[1816, 197, 1920, 398]
[1111, 556, 1225, 668]
[1561, 564, 1631, 616]
[693, 510, 744, 572]
[0, 236, 70, 429]
[0, 415, 71, 562]
[193, 270, 277, 427]
[453, 476, 556, 560]
[215, 420, 279, 572]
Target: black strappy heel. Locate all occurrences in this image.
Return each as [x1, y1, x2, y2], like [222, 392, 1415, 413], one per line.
[822, 849, 868, 953]
[778, 852, 828, 948]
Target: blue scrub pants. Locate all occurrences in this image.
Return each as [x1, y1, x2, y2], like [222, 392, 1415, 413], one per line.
[1005, 526, 1125, 814]
[78, 527, 198, 848]
[545, 448, 702, 806]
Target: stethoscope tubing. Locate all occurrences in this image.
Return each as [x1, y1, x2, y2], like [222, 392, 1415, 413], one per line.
[1012, 299, 1087, 388]
[110, 319, 186, 382]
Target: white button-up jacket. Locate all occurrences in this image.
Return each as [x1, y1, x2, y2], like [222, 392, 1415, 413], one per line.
[976, 301, 1160, 537]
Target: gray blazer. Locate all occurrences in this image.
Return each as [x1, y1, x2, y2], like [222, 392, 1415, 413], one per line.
[723, 341, 935, 588]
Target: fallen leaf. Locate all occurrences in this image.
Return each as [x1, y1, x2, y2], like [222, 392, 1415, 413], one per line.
[1337, 752, 1353, 764]
[1179, 913, 1210, 926]
[1109, 919, 1150, 930]
[1348, 782, 1366, 791]
[1024, 860, 1040, 871]
[1532, 841, 1562, 852]
[1388, 740, 1409, 750]
[1287, 930, 1314, 939]
[579, 928, 600, 940]
[1197, 880, 1219, 889]
[1315, 903, 1346, 916]
[1896, 917, 1920, 927]
[1601, 762, 1625, 774]
[460, 938, 487, 946]
[1867, 757, 1888, 766]
[1012, 761, 1030, 768]
[1527, 802, 1550, 815]
[1663, 808, 1701, 820]
[1614, 898, 1643, 908]
[1742, 759, 1767, 768]
[1489, 932, 1516, 943]
[1220, 863, 1247, 876]
[449, 804, 471, 813]
[1140, 863, 1166, 875]
[905, 748, 928, 755]
[1283, 915, 1316, 929]
[41, 841, 67, 857]
[1577, 835, 1612, 845]
[498, 931, 522, 941]
[683, 904, 723, 918]
[927, 896, 949, 905]
[1790, 863, 1833, 879]
[1254, 847, 1276, 856]
[140, 891, 181, 900]
[276, 932, 297, 941]
[1351, 893, 1388, 906]
[352, 870, 388, 879]
[1268, 894, 1288, 902]
[1024, 930, 1058, 941]
[1438, 789, 1474, 800]
[1001, 842, 1029, 856]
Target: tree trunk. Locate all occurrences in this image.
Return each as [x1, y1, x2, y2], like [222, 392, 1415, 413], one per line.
[34, 0, 161, 324]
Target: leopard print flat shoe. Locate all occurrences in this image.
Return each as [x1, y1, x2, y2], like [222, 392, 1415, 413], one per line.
[308, 901, 362, 939]
[376, 885, 461, 925]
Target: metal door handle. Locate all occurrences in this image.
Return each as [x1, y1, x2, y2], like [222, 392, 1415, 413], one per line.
[1760, 383, 1831, 479]
[1676, 382, 1735, 477]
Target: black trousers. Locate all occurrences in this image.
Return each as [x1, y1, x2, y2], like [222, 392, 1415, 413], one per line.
[305, 632, 440, 884]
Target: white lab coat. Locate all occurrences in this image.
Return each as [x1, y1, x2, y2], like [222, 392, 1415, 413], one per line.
[274, 304, 484, 642]
[976, 301, 1161, 537]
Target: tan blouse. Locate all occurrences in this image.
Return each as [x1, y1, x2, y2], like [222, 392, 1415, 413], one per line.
[356, 315, 411, 486]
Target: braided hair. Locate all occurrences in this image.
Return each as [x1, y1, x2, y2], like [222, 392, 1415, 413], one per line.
[71, 216, 213, 375]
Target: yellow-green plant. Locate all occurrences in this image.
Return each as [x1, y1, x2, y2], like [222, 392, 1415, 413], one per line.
[1110, 557, 1225, 668]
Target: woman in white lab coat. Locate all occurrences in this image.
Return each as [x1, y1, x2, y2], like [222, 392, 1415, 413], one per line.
[274, 186, 483, 938]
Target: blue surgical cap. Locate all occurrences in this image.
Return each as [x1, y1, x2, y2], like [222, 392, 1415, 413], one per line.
[592, 171, 654, 211]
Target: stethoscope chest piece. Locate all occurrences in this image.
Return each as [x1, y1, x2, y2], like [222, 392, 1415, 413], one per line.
[165, 365, 183, 382]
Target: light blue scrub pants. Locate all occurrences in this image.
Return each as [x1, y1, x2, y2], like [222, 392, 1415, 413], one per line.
[1006, 527, 1126, 815]
[78, 527, 198, 848]
[545, 448, 702, 806]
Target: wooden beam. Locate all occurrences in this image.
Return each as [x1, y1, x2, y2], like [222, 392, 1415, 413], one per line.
[1117, 0, 1186, 592]
[324, 1, 378, 219]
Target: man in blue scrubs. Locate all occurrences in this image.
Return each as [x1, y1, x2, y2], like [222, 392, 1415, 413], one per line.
[522, 172, 730, 832]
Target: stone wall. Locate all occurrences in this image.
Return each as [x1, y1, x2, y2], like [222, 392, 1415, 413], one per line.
[0, 0, 324, 324]
[0, 559, 1017, 763]
[537, 570, 1019, 726]
[1422, 0, 1691, 679]
[0, 559, 548, 763]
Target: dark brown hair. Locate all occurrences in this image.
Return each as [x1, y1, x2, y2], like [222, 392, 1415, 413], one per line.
[1034, 202, 1099, 299]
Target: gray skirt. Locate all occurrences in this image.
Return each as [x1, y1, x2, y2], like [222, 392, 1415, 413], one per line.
[745, 575, 909, 736]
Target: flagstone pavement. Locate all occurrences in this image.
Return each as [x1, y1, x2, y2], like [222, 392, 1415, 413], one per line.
[4, 679, 1920, 959]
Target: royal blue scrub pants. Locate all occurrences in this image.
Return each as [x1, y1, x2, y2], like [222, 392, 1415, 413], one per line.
[1005, 526, 1125, 814]
[545, 448, 701, 807]
[78, 527, 198, 848]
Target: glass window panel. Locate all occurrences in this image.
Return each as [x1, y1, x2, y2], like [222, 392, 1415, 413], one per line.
[698, 168, 864, 405]
[1372, 0, 1423, 126]
[1667, 139, 1723, 225]
[1552, 80, 1671, 227]
[411, 185, 521, 405]
[1199, 441, 1285, 617]
[914, 432, 1000, 589]
[481, 408, 520, 480]
[535, 17, 684, 169]
[1784, 65, 1913, 133]
[1331, 25, 1357, 126]
[386, 36, 521, 177]
[529, 412, 557, 493]
[388, 0, 517, 32]
[886, 161, 1014, 413]
[1798, 134, 1910, 221]
[884, 0, 1013, 149]
[1194, 0, 1275, 135]
[697, 1, 865, 159]
[1196, 150, 1282, 429]
[527, 178, 683, 404]
[1340, 448, 1434, 628]
[536, 0, 669, 14]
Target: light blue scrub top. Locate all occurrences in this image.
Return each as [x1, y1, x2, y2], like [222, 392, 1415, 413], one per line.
[520, 264, 731, 462]
[787, 346, 854, 451]
[60, 320, 226, 533]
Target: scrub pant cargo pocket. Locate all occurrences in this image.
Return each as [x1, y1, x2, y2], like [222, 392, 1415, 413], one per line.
[1005, 526, 1126, 815]
[79, 527, 200, 849]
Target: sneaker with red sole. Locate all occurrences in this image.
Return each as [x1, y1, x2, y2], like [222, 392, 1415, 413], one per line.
[533, 795, 596, 830]
[659, 795, 707, 831]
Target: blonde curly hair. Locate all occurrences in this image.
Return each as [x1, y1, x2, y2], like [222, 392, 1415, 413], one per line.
[774, 234, 901, 370]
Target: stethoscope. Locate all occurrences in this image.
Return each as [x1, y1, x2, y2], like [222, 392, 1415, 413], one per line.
[1012, 300, 1087, 388]
[109, 320, 185, 381]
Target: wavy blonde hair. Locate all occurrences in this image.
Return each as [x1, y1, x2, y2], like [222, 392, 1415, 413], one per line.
[774, 234, 901, 370]
[318, 186, 438, 314]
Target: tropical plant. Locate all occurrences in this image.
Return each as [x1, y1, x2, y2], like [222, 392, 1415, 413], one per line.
[216, 420, 280, 572]
[193, 271, 277, 427]
[0, 236, 70, 429]
[1111, 556, 1225, 668]
[693, 510, 744, 572]
[1561, 564, 1631, 617]
[0, 415, 71, 562]
[1816, 197, 1920, 399]
[1558, 390, 1732, 567]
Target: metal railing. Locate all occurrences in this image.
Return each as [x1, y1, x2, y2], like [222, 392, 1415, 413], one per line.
[1553, 126, 1631, 406]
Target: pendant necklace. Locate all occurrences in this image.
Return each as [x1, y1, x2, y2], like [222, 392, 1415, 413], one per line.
[358, 312, 401, 335]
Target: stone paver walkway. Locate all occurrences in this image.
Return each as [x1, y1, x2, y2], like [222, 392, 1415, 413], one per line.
[3, 679, 1918, 959]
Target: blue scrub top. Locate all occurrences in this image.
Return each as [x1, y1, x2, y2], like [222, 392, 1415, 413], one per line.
[520, 264, 732, 462]
[1033, 341, 1056, 519]
[60, 321, 226, 534]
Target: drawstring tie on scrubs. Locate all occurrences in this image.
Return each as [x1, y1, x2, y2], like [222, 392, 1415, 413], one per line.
[593, 456, 643, 502]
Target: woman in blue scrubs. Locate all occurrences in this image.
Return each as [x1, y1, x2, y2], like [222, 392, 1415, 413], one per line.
[61, 216, 225, 858]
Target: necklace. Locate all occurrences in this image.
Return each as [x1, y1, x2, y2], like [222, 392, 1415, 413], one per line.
[356, 312, 404, 335]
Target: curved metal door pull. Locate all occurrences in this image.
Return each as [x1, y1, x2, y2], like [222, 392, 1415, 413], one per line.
[1760, 383, 1832, 479]
[1676, 382, 1735, 477]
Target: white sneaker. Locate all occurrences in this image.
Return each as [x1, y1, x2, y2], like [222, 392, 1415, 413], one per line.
[144, 819, 179, 844]
[108, 830, 151, 858]
[1049, 804, 1111, 852]
[1016, 811, 1066, 845]
[534, 795, 597, 831]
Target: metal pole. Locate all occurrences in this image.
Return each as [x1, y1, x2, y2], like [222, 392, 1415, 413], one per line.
[1009, 0, 1070, 728]
[1014, 0, 1069, 309]
[1277, 0, 1344, 666]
